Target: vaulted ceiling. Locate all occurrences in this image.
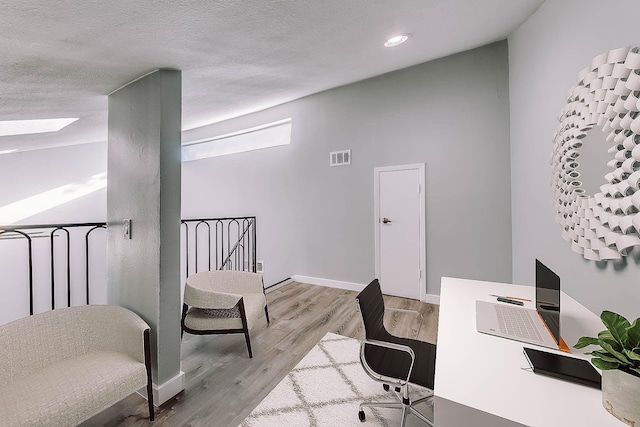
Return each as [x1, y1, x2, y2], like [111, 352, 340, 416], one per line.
[0, 0, 544, 153]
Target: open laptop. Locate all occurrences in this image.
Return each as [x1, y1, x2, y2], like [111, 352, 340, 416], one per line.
[476, 259, 569, 351]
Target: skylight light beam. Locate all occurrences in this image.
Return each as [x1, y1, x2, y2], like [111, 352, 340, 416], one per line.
[0, 173, 107, 225]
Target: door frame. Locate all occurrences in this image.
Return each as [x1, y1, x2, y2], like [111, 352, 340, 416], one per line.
[374, 163, 426, 301]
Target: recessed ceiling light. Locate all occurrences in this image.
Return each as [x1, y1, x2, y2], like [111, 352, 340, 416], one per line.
[0, 118, 79, 137]
[384, 34, 410, 48]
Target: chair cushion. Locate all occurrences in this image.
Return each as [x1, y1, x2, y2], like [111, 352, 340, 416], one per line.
[184, 293, 266, 331]
[0, 350, 147, 427]
[202, 306, 241, 318]
[184, 271, 265, 308]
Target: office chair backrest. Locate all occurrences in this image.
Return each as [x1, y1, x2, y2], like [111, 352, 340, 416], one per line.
[355, 279, 389, 341]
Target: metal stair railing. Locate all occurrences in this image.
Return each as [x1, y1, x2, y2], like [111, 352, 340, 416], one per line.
[219, 218, 254, 270]
[0, 222, 107, 316]
[0, 216, 257, 323]
[181, 216, 257, 279]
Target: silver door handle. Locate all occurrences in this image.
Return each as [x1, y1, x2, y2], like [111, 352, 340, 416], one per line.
[382, 218, 392, 224]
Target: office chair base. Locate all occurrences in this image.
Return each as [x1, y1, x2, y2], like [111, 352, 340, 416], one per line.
[358, 392, 434, 426]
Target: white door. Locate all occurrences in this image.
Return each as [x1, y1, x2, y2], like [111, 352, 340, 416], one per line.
[374, 164, 425, 300]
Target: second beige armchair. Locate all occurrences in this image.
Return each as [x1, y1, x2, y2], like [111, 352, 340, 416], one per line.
[181, 270, 269, 358]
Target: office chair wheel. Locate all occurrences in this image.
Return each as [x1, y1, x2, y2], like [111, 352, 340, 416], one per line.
[383, 384, 390, 391]
[358, 410, 366, 422]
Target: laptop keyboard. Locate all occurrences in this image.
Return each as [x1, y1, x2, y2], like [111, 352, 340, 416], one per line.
[495, 305, 543, 342]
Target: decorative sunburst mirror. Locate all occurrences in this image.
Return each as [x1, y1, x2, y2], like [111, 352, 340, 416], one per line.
[551, 46, 640, 260]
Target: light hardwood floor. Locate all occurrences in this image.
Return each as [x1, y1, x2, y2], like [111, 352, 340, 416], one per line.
[82, 281, 439, 427]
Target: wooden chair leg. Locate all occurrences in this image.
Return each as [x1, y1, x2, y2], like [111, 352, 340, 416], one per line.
[243, 329, 253, 358]
[180, 303, 189, 340]
[143, 329, 155, 421]
[264, 305, 270, 324]
[239, 299, 253, 358]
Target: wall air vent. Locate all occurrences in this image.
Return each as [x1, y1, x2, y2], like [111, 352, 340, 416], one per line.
[330, 149, 351, 167]
[243, 260, 264, 273]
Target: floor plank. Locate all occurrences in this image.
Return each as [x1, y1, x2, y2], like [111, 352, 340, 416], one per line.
[82, 282, 439, 427]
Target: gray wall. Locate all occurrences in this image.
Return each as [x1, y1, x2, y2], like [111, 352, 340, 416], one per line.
[509, 0, 640, 319]
[1, 41, 512, 311]
[107, 69, 182, 389]
[183, 41, 513, 295]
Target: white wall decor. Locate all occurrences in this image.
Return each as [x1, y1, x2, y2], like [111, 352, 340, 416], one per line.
[552, 46, 640, 260]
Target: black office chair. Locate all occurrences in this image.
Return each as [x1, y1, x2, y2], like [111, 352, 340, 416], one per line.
[355, 279, 436, 426]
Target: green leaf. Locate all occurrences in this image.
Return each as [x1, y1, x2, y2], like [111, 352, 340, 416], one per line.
[631, 367, 640, 377]
[598, 330, 621, 350]
[600, 340, 631, 365]
[592, 350, 625, 364]
[626, 318, 640, 349]
[574, 336, 601, 349]
[601, 311, 630, 347]
[623, 349, 640, 362]
[591, 357, 619, 370]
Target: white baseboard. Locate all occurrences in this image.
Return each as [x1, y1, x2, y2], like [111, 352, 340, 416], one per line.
[292, 274, 441, 305]
[425, 294, 440, 305]
[142, 371, 185, 406]
[292, 275, 366, 292]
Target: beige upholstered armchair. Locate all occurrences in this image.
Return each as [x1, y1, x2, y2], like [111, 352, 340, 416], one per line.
[181, 270, 269, 358]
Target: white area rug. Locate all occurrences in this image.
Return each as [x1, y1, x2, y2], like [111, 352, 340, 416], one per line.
[240, 333, 433, 427]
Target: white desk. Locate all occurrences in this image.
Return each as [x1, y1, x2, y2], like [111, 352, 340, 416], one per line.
[434, 277, 618, 427]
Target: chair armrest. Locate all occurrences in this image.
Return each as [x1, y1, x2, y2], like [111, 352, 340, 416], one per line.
[385, 307, 424, 338]
[359, 338, 415, 385]
[184, 285, 242, 309]
[215, 271, 264, 295]
[82, 305, 149, 364]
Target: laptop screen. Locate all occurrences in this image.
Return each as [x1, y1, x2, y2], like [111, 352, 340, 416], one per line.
[535, 259, 560, 344]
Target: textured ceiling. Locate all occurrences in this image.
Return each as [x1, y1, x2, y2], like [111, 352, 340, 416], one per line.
[0, 0, 544, 153]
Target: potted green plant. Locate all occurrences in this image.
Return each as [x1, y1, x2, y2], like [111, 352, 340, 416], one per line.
[574, 310, 640, 426]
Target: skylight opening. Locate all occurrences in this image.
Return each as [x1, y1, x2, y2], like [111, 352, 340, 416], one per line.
[182, 118, 292, 162]
[0, 118, 79, 137]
